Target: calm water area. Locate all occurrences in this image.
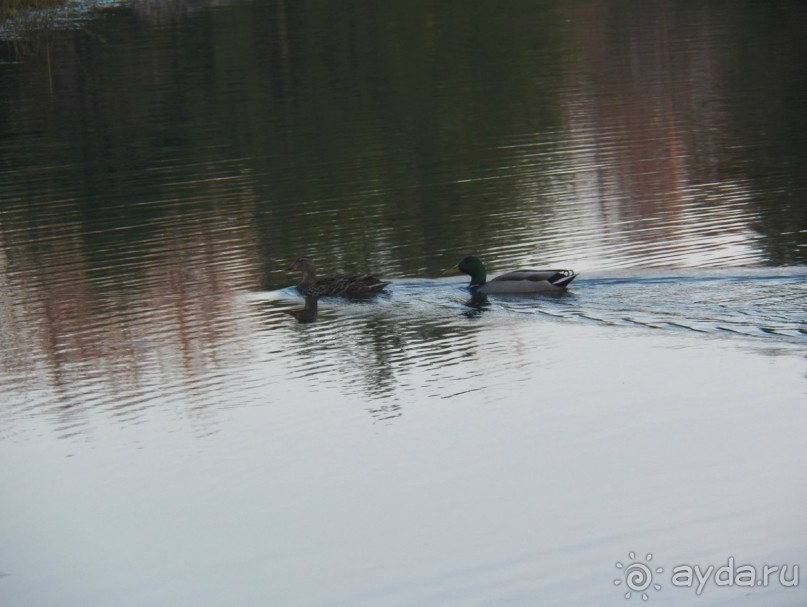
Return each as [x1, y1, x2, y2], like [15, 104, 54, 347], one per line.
[1, 1, 806, 605]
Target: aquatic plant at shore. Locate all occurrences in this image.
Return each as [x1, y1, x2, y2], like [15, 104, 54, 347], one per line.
[0, 0, 65, 20]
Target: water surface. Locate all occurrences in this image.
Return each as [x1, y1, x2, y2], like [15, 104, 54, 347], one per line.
[1, 1, 806, 605]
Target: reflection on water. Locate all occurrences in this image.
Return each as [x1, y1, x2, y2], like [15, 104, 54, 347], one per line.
[3, 263, 804, 436]
[0, 0, 803, 472]
[0, 196, 260, 439]
[1, 1, 805, 282]
[265, 268, 807, 410]
[284, 295, 319, 323]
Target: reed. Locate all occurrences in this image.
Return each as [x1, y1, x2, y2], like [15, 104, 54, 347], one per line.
[0, 0, 65, 19]
[1, 0, 65, 94]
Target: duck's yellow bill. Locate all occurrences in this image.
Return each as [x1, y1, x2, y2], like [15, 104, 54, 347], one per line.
[441, 265, 461, 277]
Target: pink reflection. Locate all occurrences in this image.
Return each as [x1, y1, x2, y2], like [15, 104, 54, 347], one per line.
[534, 2, 764, 269]
[0, 194, 262, 434]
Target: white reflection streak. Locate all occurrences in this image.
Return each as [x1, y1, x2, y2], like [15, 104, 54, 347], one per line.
[503, 87, 764, 270]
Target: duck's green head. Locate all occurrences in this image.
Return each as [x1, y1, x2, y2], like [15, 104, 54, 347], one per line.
[442, 255, 487, 286]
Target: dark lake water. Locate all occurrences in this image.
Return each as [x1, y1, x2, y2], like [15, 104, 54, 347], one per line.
[1, 2, 806, 606]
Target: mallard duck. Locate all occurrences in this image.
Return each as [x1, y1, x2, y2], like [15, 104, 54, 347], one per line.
[285, 296, 319, 323]
[285, 257, 389, 297]
[442, 255, 576, 293]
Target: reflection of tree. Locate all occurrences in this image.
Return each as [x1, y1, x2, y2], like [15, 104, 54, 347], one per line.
[720, 2, 807, 265]
[2, 0, 805, 438]
[0, 183, 261, 437]
[130, 0, 241, 25]
[2, 0, 573, 284]
[2, 0, 803, 292]
[538, 2, 760, 268]
[265, 298, 486, 420]
[198, 1, 570, 278]
[557, 1, 806, 267]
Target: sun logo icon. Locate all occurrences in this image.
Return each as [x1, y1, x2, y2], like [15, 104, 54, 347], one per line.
[614, 552, 663, 600]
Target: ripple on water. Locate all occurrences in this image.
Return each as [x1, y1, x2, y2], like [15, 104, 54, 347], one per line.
[247, 268, 805, 411]
[1, 265, 804, 439]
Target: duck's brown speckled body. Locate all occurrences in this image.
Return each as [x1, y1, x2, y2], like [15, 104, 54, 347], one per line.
[286, 257, 389, 298]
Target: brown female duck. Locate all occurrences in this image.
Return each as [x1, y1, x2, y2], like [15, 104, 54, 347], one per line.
[285, 257, 389, 297]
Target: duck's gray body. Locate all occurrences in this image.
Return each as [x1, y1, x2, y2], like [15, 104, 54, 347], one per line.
[475, 269, 577, 293]
[443, 256, 576, 294]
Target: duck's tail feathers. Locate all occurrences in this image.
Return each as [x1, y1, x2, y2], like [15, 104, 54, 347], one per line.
[549, 270, 577, 288]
